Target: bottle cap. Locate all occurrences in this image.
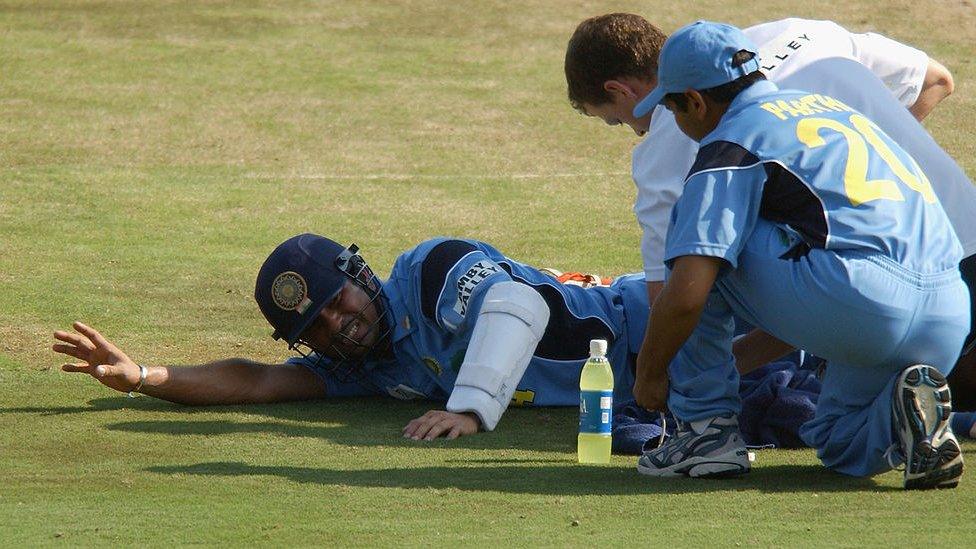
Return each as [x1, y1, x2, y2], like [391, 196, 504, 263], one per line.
[589, 339, 607, 357]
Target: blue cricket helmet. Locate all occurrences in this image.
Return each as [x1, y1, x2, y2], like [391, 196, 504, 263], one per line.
[255, 233, 347, 346]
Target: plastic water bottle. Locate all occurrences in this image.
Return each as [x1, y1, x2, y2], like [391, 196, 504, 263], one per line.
[578, 339, 613, 463]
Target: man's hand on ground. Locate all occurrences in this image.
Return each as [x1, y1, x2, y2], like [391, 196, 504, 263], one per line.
[403, 410, 480, 440]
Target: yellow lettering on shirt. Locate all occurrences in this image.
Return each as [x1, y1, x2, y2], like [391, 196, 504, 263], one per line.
[511, 390, 535, 407]
[760, 102, 789, 120]
[761, 94, 855, 121]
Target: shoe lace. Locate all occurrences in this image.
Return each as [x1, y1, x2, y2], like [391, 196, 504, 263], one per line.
[883, 443, 905, 472]
[657, 415, 667, 449]
[639, 414, 670, 453]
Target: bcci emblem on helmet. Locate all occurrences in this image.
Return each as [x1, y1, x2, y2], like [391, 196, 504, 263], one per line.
[271, 271, 313, 314]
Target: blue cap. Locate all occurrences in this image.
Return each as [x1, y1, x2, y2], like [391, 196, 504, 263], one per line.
[633, 21, 761, 118]
[254, 233, 348, 345]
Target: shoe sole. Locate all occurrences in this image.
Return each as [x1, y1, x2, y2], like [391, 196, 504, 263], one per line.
[637, 448, 751, 478]
[895, 365, 963, 490]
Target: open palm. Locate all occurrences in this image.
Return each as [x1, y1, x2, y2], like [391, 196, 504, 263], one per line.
[53, 322, 141, 393]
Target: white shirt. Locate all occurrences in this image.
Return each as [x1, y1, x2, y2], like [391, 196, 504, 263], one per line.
[632, 18, 973, 282]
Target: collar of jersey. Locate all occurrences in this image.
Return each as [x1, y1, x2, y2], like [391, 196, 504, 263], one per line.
[702, 79, 780, 144]
[725, 79, 780, 118]
[380, 280, 416, 344]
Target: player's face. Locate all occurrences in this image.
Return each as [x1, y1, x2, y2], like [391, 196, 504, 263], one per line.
[300, 281, 381, 359]
[664, 95, 710, 142]
[582, 98, 650, 136]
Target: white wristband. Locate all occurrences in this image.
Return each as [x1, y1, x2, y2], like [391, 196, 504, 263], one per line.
[127, 365, 148, 398]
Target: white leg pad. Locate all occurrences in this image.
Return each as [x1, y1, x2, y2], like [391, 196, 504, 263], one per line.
[446, 281, 550, 431]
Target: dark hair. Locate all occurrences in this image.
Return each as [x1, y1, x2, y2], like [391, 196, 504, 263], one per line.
[664, 51, 766, 111]
[564, 13, 667, 112]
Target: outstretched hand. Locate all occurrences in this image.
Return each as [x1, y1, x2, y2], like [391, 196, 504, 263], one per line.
[53, 322, 142, 393]
[403, 410, 480, 441]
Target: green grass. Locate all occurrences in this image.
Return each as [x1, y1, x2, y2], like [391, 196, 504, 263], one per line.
[5, 375, 976, 546]
[2, 0, 976, 545]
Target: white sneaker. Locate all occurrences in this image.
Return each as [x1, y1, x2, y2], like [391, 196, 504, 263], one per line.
[891, 364, 963, 490]
[637, 415, 750, 478]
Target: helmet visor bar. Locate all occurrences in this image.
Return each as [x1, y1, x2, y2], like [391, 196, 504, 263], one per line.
[335, 244, 375, 289]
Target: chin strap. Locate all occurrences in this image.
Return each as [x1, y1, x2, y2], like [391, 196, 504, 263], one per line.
[446, 281, 550, 431]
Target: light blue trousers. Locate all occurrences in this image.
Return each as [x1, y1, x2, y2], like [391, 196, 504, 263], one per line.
[667, 219, 970, 476]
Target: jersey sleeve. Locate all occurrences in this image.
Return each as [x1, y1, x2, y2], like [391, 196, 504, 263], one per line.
[847, 31, 929, 107]
[418, 239, 514, 334]
[285, 355, 382, 398]
[665, 142, 767, 269]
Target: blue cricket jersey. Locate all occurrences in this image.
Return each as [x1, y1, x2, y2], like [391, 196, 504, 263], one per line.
[666, 80, 962, 275]
[290, 238, 647, 407]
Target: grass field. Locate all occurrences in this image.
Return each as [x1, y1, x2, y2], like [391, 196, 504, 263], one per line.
[3, 0, 976, 545]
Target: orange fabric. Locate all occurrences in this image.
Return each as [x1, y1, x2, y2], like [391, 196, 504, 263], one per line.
[553, 271, 613, 287]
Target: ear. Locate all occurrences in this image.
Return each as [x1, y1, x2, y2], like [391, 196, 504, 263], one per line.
[603, 79, 636, 99]
[685, 89, 708, 119]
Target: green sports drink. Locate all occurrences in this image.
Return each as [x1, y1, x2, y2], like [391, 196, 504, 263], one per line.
[578, 339, 613, 464]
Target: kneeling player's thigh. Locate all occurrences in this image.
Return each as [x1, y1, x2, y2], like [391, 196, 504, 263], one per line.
[718, 225, 902, 360]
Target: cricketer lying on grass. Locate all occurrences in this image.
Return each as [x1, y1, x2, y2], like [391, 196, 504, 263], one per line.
[56, 234, 828, 442]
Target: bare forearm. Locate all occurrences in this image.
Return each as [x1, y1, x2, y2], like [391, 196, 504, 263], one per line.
[646, 280, 664, 306]
[139, 359, 315, 405]
[53, 323, 325, 405]
[639, 284, 705, 381]
[640, 279, 667, 376]
[909, 59, 954, 121]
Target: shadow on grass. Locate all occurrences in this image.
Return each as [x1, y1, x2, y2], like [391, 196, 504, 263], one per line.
[146, 461, 890, 495]
[1, 396, 578, 453]
[10, 397, 976, 467]
[0, 397, 179, 415]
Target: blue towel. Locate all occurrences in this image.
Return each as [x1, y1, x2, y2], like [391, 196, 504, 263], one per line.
[951, 412, 976, 438]
[611, 399, 667, 455]
[611, 360, 821, 454]
[738, 361, 821, 449]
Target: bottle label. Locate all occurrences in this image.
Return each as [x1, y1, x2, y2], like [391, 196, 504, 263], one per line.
[579, 390, 613, 434]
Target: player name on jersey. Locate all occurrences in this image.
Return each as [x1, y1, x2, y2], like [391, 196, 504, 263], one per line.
[453, 260, 501, 316]
[760, 93, 855, 120]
